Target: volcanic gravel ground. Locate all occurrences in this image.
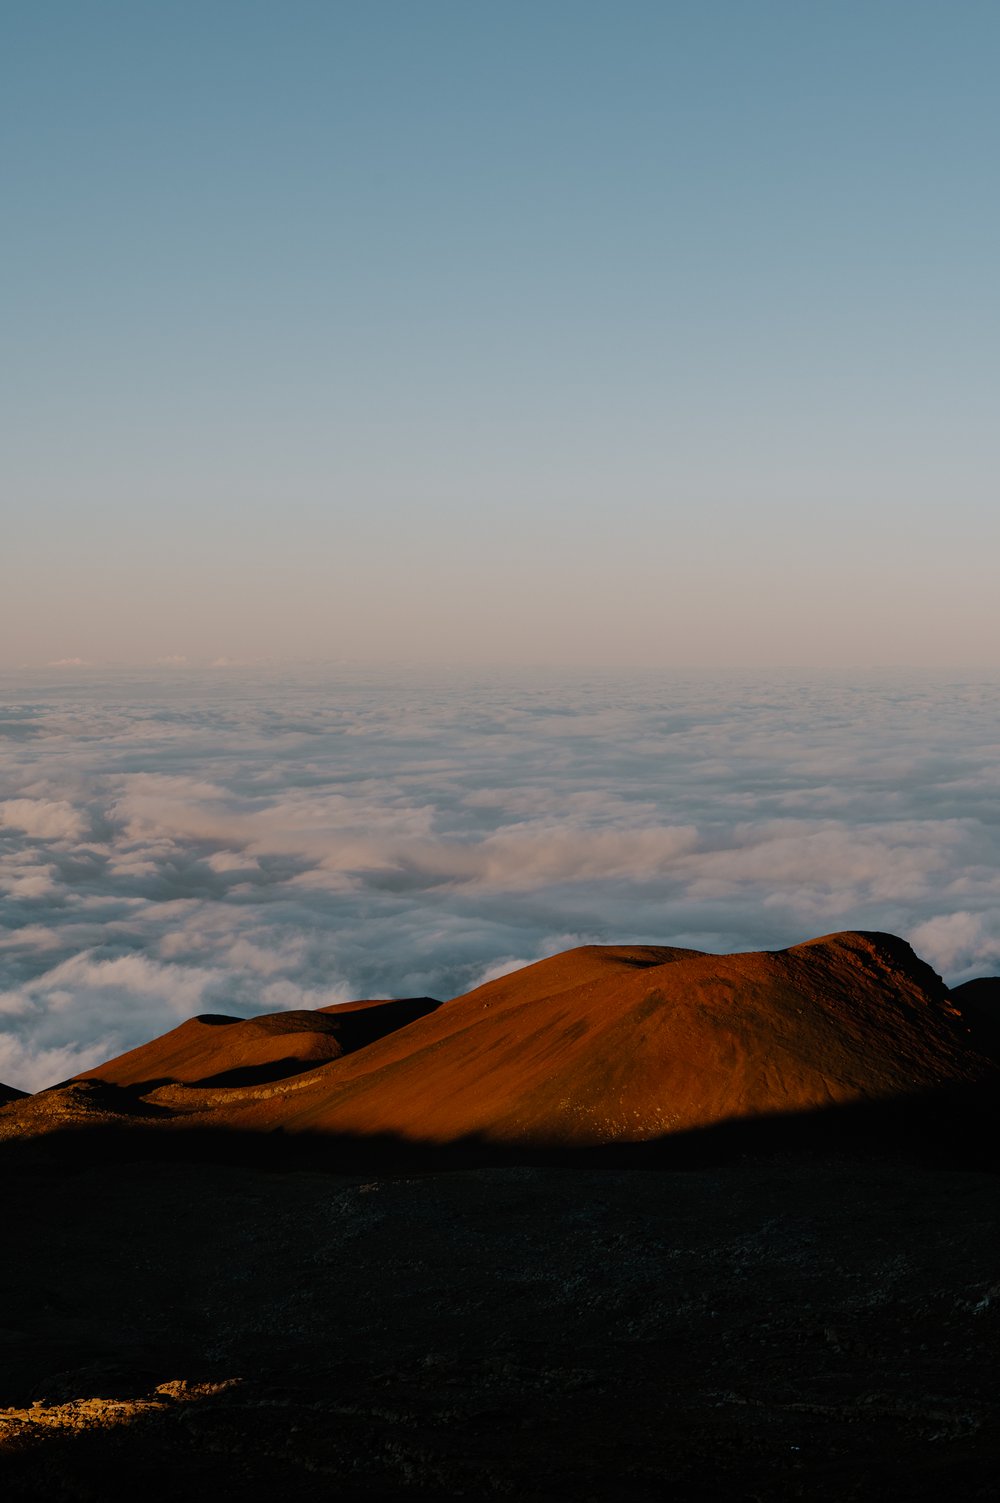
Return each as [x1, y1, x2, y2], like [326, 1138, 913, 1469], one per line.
[2, 1155, 999, 1500]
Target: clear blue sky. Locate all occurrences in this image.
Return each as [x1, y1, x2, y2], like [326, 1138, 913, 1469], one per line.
[5, 2, 999, 667]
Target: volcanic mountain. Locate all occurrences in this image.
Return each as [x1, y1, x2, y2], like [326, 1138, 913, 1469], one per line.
[9, 929, 991, 1159]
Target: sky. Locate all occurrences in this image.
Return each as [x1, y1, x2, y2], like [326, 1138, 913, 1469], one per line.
[5, 1, 999, 668]
[3, 664, 1000, 1091]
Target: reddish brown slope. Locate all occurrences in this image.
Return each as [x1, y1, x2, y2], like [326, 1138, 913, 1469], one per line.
[73, 996, 440, 1091]
[185, 931, 994, 1148]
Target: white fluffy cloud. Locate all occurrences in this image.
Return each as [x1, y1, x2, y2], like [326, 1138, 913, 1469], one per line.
[0, 798, 90, 841]
[1, 664, 999, 1090]
[909, 911, 1000, 973]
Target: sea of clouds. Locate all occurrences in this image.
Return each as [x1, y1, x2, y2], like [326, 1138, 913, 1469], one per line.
[1, 664, 999, 1091]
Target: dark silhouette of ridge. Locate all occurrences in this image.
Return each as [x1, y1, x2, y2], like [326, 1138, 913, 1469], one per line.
[950, 976, 1000, 1061]
[312, 994, 442, 1045]
[0, 1082, 25, 1106]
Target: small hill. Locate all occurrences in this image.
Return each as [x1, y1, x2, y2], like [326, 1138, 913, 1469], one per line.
[72, 996, 440, 1092]
[0, 1082, 26, 1106]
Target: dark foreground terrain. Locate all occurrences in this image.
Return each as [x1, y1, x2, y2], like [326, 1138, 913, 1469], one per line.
[3, 937, 998, 1498]
[3, 1145, 1000, 1501]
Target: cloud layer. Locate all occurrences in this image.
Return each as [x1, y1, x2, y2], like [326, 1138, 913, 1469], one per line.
[2, 665, 999, 1090]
